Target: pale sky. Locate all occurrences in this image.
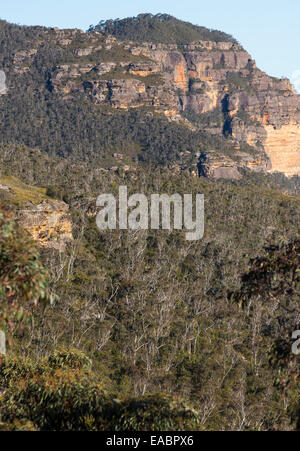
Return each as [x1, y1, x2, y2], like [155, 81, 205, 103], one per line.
[1, 0, 300, 90]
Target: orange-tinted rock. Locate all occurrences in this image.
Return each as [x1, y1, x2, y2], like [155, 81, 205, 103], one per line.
[42, 29, 300, 178]
[263, 124, 300, 176]
[18, 200, 73, 251]
[173, 61, 188, 92]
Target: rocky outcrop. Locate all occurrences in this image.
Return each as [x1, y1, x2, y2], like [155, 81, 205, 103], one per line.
[18, 200, 73, 252]
[0, 174, 72, 251]
[82, 78, 145, 107]
[197, 147, 270, 179]
[128, 62, 161, 77]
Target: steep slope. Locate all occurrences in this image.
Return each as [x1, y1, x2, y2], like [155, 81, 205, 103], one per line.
[0, 15, 300, 178]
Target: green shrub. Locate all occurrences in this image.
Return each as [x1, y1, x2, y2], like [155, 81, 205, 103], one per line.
[90, 14, 237, 44]
[0, 209, 52, 341]
[0, 351, 200, 431]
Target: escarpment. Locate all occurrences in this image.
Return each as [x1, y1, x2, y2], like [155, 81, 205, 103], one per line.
[1, 16, 300, 178]
[48, 33, 300, 176]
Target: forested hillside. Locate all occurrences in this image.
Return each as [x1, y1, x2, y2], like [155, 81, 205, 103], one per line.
[89, 14, 237, 44]
[0, 14, 299, 431]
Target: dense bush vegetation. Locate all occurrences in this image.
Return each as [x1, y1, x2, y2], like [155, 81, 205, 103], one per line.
[0, 17, 240, 168]
[0, 15, 299, 431]
[0, 349, 199, 431]
[232, 239, 300, 429]
[0, 210, 199, 431]
[0, 87, 239, 165]
[89, 14, 237, 44]
[1, 147, 299, 429]
[0, 20, 47, 65]
[0, 208, 51, 343]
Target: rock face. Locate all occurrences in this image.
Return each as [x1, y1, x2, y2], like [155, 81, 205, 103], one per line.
[263, 124, 300, 176]
[198, 151, 247, 180]
[5, 23, 300, 177]
[18, 200, 73, 252]
[0, 175, 73, 251]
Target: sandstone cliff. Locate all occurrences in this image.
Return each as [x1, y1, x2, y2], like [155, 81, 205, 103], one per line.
[0, 176, 73, 251]
[46, 30, 300, 177]
[1, 17, 300, 178]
